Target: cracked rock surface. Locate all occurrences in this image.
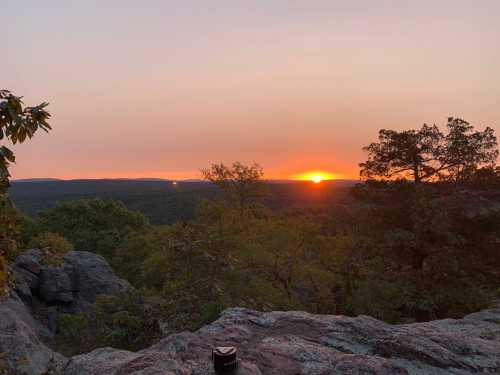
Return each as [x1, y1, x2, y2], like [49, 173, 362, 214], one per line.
[65, 306, 500, 374]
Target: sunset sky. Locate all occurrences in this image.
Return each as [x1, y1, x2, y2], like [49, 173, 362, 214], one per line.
[4, 1, 500, 180]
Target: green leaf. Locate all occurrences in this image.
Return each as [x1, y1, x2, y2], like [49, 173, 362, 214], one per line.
[18, 127, 27, 142]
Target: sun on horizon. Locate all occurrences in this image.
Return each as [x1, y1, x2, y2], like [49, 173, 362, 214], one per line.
[293, 171, 337, 183]
[312, 175, 323, 183]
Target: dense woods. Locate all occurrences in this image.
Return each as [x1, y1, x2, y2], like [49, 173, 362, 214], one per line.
[1, 90, 499, 354]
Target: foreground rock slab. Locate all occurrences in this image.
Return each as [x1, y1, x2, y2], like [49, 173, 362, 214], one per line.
[65, 306, 500, 375]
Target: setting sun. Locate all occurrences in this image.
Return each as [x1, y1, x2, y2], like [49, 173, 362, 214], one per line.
[292, 171, 337, 182]
[312, 175, 323, 183]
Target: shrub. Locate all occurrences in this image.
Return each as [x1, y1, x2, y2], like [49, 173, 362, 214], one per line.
[56, 291, 161, 355]
[29, 232, 73, 266]
[0, 257, 9, 298]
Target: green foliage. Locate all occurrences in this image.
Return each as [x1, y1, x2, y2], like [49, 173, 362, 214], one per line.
[0, 256, 8, 298]
[136, 223, 229, 330]
[108, 160, 500, 329]
[114, 199, 312, 330]
[201, 161, 265, 213]
[348, 270, 417, 323]
[9, 159, 498, 336]
[0, 352, 10, 375]
[342, 181, 499, 321]
[10, 179, 353, 226]
[56, 291, 161, 355]
[0, 90, 51, 194]
[0, 199, 32, 296]
[29, 232, 73, 266]
[37, 199, 150, 259]
[199, 301, 224, 325]
[0, 89, 51, 297]
[29, 232, 73, 253]
[0, 200, 26, 261]
[109, 162, 314, 329]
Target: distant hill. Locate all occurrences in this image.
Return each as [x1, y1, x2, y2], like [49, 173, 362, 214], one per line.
[13, 178, 62, 182]
[9, 179, 356, 224]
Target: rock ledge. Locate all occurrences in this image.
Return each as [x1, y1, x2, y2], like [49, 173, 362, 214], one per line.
[66, 306, 500, 374]
[2, 249, 500, 374]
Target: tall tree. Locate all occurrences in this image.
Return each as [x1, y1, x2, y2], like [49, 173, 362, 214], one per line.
[360, 124, 443, 183]
[360, 118, 498, 183]
[439, 118, 498, 182]
[201, 162, 265, 213]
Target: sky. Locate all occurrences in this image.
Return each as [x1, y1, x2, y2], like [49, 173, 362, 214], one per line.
[4, 0, 500, 180]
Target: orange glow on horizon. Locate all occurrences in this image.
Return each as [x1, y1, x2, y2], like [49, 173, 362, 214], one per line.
[292, 171, 338, 183]
[13, 167, 350, 182]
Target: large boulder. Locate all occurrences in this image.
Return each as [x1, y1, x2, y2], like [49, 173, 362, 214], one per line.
[63, 251, 131, 311]
[39, 265, 74, 303]
[12, 250, 131, 314]
[0, 249, 132, 375]
[64, 305, 500, 375]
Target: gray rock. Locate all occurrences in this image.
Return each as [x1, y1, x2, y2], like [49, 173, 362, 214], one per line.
[39, 265, 75, 303]
[47, 306, 58, 334]
[12, 250, 131, 313]
[63, 251, 131, 311]
[62, 305, 500, 375]
[64, 347, 189, 375]
[14, 249, 42, 275]
[0, 250, 133, 374]
[0, 292, 67, 375]
[12, 266, 39, 305]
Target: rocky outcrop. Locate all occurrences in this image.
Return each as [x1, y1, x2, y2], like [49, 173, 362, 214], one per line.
[2, 249, 500, 374]
[0, 250, 131, 374]
[65, 306, 500, 375]
[12, 249, 131, 314]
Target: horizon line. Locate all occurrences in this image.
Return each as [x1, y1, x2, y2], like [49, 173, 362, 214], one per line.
[12, 177, 359, 182]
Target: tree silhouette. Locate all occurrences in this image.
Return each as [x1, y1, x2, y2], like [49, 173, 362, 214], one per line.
[360, 118, 497, 183]
[201, 162, 265, 213]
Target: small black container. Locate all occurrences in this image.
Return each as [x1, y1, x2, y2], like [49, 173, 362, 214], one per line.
[212, 346, 238, 373]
